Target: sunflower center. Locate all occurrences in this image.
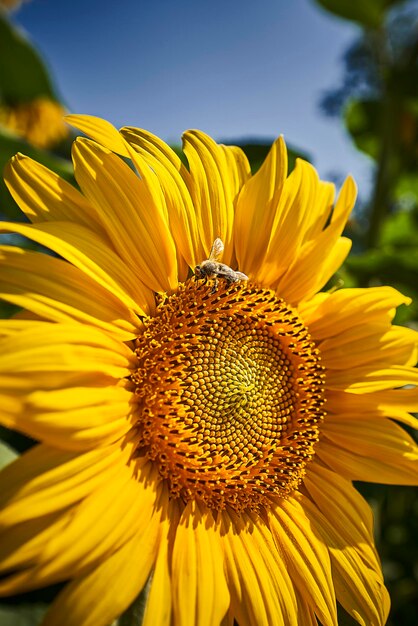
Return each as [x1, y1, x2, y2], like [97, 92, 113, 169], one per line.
[131, 279, 325, 512]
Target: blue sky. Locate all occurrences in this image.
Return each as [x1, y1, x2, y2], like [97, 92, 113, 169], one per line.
[15, 0, 373, 198]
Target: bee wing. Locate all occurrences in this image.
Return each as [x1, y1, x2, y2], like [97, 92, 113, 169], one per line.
[208, 238, 224, 262]
[215, 265, 248, 281]
[215, 264, 234, 277]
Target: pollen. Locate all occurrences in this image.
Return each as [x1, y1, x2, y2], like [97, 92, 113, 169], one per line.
[130, 279, 325, 512]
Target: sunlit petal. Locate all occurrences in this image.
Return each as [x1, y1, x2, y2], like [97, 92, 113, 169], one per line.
[0, 117, 415, 626]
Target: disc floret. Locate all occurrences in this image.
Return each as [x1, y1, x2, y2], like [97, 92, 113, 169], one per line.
[131, 280, 325, 512]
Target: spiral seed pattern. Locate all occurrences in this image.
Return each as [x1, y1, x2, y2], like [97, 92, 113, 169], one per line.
[131, 279, 325, 512]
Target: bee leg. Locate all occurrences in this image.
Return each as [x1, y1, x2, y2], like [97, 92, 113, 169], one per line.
[210, 278, 218, 294]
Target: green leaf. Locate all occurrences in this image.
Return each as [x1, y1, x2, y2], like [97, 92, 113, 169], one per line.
[233, 141, 310, 174]
[0, 439, 17, 470]
[312, 0, 406, 28]
[380, 209, 418, 247]
[0, 128, 74, 220]
[394, 173, 418, 210]
[0, 604, 47, 626]
[171, 140, 309, 176]
[344, 99, 381, 160]
[345, 95, 418, 172]
[0, 13, 58, 104]
[345, 247, 418, 322]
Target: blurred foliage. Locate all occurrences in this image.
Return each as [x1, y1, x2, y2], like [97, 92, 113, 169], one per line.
[0, 13, 56, 103]
[225, 141, 309, 174]
[318, 0, 418, 325]
[314, 0, 406, 28]
[0, 12, 72, 220]
[345, 209, 418, 322]
[0, 603, 48, 626]
[173, 140, 308, 176]
[316, 1, 418, 625]
[357, 481, 418, 626]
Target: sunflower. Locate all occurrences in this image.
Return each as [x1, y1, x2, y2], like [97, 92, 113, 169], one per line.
[0, 0, 28, 10]
[0, 114, 417, 626]
[0, 98, 68, 149]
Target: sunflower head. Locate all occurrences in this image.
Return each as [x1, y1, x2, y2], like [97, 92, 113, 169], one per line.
[0, 97, 68, 148]
[131, 279, 326, 512]
[0, 114, 416, 626]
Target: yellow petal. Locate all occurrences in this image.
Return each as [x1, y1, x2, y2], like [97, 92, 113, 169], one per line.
[172, 501, 229, 626]
[302, 179, 336, 241]
[304, 464, 376, 558]
[44, 461, 158, 583]
[278, 236, 351, 305]
[65, 114, 131, 157]
[326, 387, 418, 428]
[0, 322, 134, 379]
[0, 511, 63, 579]
[297, 291, 329, 321]
[0, 461, 157, 592]
[326, 364, 418, 392]
[245, 510, 299, 626]
[0, 440, 133, 525]
[294, 595, 319, 626]
[121, 126, 201, 274]
[0, 246, 140, 340]
[221, 513, 267, 626]
[72, 138, 178, 292]
[301, 487, 389, 626]
[301, 286, 410, 339]
[142, 492, 178, 626]
[222, 509, 293, 626]
[276, 176, 356, 303]
[321, 325, 418, 371]
[220, 144, 251, 197]
[234, 137, 287, 276]
[3, 384, 134, 451]
[41, 510, 159, 626]
[0, 221, 152, 317]
[182, 130, 237, 265]
[0, 318, 50, 338]
[330, 175, 357, 227]
[256, 159, 320, 285]
[269, 497, 337, 626]
[0, 322, 133, 442]
[4, 154, 99, 230]
[319, 417, 418, 485]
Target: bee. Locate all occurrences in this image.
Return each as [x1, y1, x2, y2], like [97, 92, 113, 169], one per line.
[194, 238, 248, 291]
